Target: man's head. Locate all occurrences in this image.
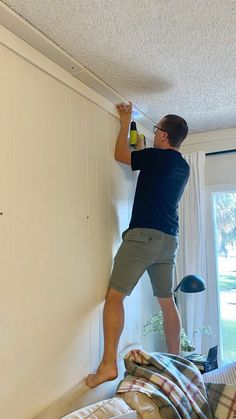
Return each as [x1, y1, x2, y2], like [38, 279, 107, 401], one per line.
[153, 114, 188, 149]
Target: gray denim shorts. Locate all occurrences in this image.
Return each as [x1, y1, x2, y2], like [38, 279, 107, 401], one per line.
[109, 228, 178, 298]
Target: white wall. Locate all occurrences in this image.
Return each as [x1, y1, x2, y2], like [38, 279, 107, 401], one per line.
[181, 128, 236, 155]
[181, 126, 236, 184]
[0, 27, 157, 419]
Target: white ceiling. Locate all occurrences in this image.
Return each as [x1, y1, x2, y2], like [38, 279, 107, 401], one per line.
[1, 0, 236, 133]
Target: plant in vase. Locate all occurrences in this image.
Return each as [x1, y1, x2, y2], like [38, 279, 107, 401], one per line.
[143, 311, 212, 355]
[180, 328, 196, 355]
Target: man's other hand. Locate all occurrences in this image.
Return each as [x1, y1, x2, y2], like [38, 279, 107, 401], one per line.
[116, 102, 132, 126]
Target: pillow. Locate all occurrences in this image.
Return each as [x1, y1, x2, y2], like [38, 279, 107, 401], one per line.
[61, 396, 134, 419]
[203, 361, 236, 385]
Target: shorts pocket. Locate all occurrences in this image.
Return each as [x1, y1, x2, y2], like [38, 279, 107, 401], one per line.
[124, 230, 149, 244]
[166, 236, 179, 258]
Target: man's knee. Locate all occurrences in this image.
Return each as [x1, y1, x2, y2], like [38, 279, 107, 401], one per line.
[106, 287, 126, 302]
[158, 296, 176, 311]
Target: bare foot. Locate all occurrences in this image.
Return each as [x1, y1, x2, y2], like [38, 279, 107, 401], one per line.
[85, 362, 118, 388]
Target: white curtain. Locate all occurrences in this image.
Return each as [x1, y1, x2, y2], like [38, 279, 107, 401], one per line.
[176, 152, 207, 352]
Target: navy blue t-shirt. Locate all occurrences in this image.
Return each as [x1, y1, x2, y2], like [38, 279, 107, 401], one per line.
[129, 148, 190, 236]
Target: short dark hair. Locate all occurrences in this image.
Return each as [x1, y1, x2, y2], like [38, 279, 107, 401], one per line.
[162, 114, 188, 147]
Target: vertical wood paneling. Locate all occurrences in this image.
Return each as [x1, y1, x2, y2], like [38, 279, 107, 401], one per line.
[93, 107, 112, 360]
[0, 46, 13, 279]
[0, 45, 15, 418]
[85, 100, 100, 371]
[107, 117, 130, 255]
[13, 55, 44, 292]
[69, 92, 90, 380]
[107, 117, 120, 256]
[96, 107, 112, 298]
[39, 73, 79, 401]
[0, 41, 154, 419]
[12, 55, 46, 416]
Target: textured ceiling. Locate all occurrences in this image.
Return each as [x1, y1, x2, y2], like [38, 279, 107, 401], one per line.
[2, 0, 236, 133]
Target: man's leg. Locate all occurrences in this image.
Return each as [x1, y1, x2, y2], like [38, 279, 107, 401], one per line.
[158, 297, 181, 355]
[85, 288, 126, 388]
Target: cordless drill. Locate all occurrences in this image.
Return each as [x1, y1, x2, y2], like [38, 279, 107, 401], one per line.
[129, 119, 146, 148]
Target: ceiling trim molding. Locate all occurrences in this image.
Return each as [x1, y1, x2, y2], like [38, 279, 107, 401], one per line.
[0, 2, 154, 133]
[187, 127, 236, 144]
[181, 127, 236, 154]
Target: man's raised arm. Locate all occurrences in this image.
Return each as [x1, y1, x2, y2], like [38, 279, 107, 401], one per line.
[115, 102, 132, 165]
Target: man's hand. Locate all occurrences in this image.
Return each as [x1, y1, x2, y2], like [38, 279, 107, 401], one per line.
[116, 102, 132, 126]
[134, 133, 146, 151]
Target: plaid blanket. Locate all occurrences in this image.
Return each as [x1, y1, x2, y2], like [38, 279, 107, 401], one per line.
[117, 349, 212, 419]
[205, 382, 236, 419]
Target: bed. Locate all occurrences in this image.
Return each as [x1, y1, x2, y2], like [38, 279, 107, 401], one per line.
[34, 348, 236, 419]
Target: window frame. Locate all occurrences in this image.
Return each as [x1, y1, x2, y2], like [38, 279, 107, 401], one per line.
[205, 183, 236, 364]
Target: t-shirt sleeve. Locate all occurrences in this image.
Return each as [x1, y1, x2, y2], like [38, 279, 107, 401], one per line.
[131, 148, 156, 171]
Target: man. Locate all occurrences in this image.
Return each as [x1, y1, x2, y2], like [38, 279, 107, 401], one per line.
[86, 102, 190, 388]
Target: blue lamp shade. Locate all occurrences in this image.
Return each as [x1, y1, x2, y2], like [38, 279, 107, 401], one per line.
[174, 274, 206, 293]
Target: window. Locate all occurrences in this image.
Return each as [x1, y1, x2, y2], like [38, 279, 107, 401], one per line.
[212, 190, 236, 363]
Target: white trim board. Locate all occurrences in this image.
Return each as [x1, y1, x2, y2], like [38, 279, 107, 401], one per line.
[181, 127, 236, 154]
